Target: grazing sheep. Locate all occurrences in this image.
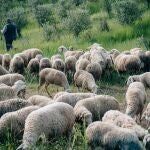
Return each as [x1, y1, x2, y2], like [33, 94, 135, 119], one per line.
[0, 98, 32, 117]
[39, 58, 51, 71]
[54, 92, 96, 107]
[17, 102, 75, 149]
[102, 110, 148, 139]
[86, 62, 102, 80]
[127, 72, 150, 87]
[9, 55, 25, 74]
[79, 51, 91, 61]
[38, 68, 70, 96]
[22, 48, 43, 62]
[74, 95, 119, 125]
[110, 49, 120, 62]
[53, 91, 68, 100]
[65, 56, 77, 73]
[35, 54, 43, 62]
[27, 95, 53, 107]
[2, 54, 11, 70]
[143, 133, 150, 150]
[0, 73, 25, 86]
[51, 54, 62, 64]
[58, 45, 84, 59]
[86, 121, 143, 150]
[74, 70, 98, 93]
[52, 58, 65, 72]
[0, 65, 9, 75]
[0, 80, 26, 100]
[126, 82, 147, 121]
[75, 58, 90, 71]
[27, 58, 39, 75]
[14, 53, 28, 67]
[0, 54, 3, 65]
[0, 106, 39, 142]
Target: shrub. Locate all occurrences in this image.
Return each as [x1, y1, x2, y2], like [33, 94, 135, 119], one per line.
[28, 0, 47, 8]
[7, 7, 27, 37]
[33, 4, 55, 26]
[71, 0, 86, 6]
[114, 0, 142, 25]
[102, 0, 112, 18]
[66, 9, 91, 36]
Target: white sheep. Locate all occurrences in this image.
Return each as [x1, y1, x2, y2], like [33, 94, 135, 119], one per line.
[38, 68, 70, 96]
[14, 53, 28, 67]
[102, 110, 148, 139]
[0, 80, 26, 100]
[74, 70, 98, 93]
[17, 102, 75, 149]
[0, 98, 32, 117]
[27, 95, 53, 107]
[54, 92, 96, 107]
[86, 121, 143, 150]
[125, 82, 147, 121]
[75, 58, 90, 71]
[27, 58, 39, 75]
[0, 73, 25, 86]
[51, 54, 62, 64]
[0, 106, 39, 142]
[53, 91, 69, 100]
[39, 58, 52, 71]
[74, 95, 119, 125]
[65, 56, 77, 73]
[126, 72, 150, 87]
[2, 53, 11, 70]
[52, 58, 65, 72]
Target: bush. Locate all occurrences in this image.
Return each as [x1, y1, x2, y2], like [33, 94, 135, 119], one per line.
[102, 0, 112, 18]
[33, 4, 55, 26]
[71, 0, 86, 6]
[7, 7, 28, 37]
[114, 0, 142, 25]
[28, 0, 47, 8]
[66, 9, 91, 36]
[42, 22, 57, 41]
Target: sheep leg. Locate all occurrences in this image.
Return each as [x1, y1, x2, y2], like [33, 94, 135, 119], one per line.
[45, 83, 52, 98]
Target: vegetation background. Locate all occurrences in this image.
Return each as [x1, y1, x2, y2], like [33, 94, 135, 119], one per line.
[0, 0, 150, 149]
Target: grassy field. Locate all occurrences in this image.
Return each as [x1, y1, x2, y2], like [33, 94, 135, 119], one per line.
[0, 0, 150, 149]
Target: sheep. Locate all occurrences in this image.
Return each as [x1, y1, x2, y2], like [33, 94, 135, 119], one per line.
[17, 102, 75, 149]
[75, 58, 90, 71]
[39, 58, 52, 71]
[14, 53, 28, 67]
[125, 82, 147, 121]
[86, 62, 102, 80]
[74, 95, 119, 125]
[2, 54, 11, 70]
[74, 70, 98, 93]
[126, 72, 150, 87]
[52, 58, 65, 72]
[9, 55, 25, 74]
[27, 95, 53, 107]
[0, 54, 3, 65]
[0, 106, 39, 142]
[0, 73, 25, 86]
[53, 91, 69, 100]
[86, 121, 143, 150]
[58, 45, 84, 59]
[35, 54, 43, 62]
[79, 51, 91, 61]
[0, 80, 26, 101]
[51, 54, 62, 64]
[0, 65, 9, 75]
[27, 58, 39, 75]
[22, 48, 43, 62]
[65, 56, 77, 73]
[54, 92, 96, 107]
[38, 68, 70, 96]
[143, 133, 150, 150]
[0, 98, 32, 117]
[102, 110, 148, 139]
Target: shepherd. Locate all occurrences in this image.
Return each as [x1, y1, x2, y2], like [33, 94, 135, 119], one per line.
[1, 19, 17, 51]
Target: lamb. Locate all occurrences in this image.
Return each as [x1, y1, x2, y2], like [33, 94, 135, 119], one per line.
[0, 73, 25, 86]
[38, 68, 70, 96]
[54, 92, 96, 107]
[75, 58, 90, 71]
[126, 72, 150, 87]
[0, 106, 39, 142]
[102, 110, 148, 139]
[86, 121, 143, 150]
[2, 54, 11, 70]
[22, 48, 43, 62]
[17, 102, 75, 149]
[86, 62, 102, 80]
[0, 98, 32, 117]
[0, 65, 9, 75]
[39, 58, 52, 71]
[65, 56, 77, 73]
[0, 80, 26, 101]
[9, 55, 25, 74]
[52, 58, 65, 72]
[14, 53, 28, 67]
[74, 70, 98, 93]
[125, 82, 147, 121]
[27, 58, 39, 75]
[74, 95, 119, 125]
[27, 95, 53, 107]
